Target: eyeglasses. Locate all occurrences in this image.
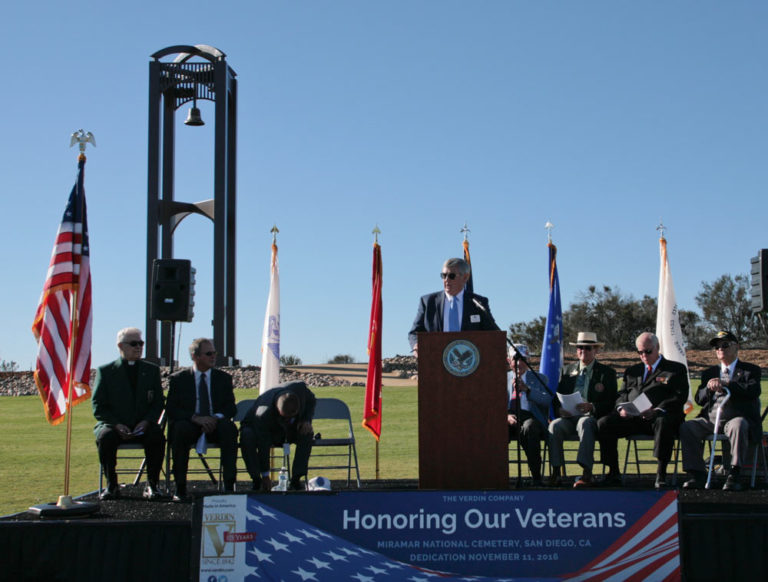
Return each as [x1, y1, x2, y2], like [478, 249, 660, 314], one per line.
[576, 346, 593, 351]
[637, 349, 654, 355]
[204, 351, 217, 356]
[125, 341, 144, 347]
[714, 342, 732, 350]
[440, 272, 458, 280]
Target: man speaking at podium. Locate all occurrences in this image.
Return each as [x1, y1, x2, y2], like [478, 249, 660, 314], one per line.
[408, 257, 500, 356]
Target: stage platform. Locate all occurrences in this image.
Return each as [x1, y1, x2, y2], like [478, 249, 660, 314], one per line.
[2, 478, 767, 581]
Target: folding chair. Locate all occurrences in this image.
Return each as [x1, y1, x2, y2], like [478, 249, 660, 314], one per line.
[750, 431, 768, 488]
[622, 435, 680, 485]
[509, 435, 550, 480]
[306, 398, 361, 487]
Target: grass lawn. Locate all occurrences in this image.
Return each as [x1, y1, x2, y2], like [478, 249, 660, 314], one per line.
[1, 383, 765, 516]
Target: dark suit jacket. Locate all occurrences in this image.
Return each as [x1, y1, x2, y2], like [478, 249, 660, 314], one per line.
[555, 360, 618, 419]
[408, 290, 500, 349]
[696, 360, 762, 441]
[165, 367, 237, 424]
[92, 358, 164, 437]
[617, 357, 689, 422]
[240, 381, 316, 467]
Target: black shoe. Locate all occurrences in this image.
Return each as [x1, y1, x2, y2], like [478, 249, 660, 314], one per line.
[529, 476, 544, 487]
[223, 481, 235, 493]
[723, 474, 743, 491]
[654, 475, 668, 490]
[143, 482, 164, 500]
[682, 477, 703, 490]
[99, 485, 120, 501]
[597, 473, 623, 487]
[287, 478, 305, 491]
[546, 474, 563, 487]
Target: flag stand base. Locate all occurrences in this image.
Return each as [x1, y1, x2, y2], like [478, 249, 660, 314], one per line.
[28, 495, 98, 518]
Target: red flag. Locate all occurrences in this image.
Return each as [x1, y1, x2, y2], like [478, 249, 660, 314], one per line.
[31, 155, 93, 425]
[362, 241, 383, 439]
[462, 237, 474, 295]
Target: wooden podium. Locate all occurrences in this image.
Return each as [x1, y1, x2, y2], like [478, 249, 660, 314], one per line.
[417, 330, 508, 489]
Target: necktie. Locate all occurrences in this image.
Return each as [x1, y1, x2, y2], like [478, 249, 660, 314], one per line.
[448, 298, 459, 332]
[198, 374, 211, 416]
[644, 365, 652, 382]
[720, 367, 730, 384]
[576, 368, 588, 398]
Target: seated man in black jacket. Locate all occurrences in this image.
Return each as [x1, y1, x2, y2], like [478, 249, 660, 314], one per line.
[240, 381, 316, 491]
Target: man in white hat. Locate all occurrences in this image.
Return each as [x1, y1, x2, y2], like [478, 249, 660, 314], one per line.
[507, 344, 553, 486]
[548, 332, 617, 488]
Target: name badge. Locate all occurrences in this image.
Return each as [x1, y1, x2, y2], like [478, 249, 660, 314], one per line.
[470, 314, 481, 323]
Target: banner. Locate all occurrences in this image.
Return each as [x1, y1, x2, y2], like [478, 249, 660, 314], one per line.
[539, 242, 563, 394]
[259, 241, 280, 394]
[656, 235, 693, 414]
[362, 241, 383, 439]
[195, 490, 680, 581]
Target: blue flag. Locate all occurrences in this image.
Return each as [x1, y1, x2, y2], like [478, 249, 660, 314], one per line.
[539, 242, 562, 397]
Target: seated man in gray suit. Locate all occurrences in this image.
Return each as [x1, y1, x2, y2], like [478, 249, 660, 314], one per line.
[166, 338, 238, 501]
[92, 327, 165, 500]
[240, 381, 316, 492]
[680, 331, 762, 491]
[408, 257, 499, 357]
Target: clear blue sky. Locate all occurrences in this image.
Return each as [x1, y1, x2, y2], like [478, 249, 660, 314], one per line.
[2, 2, 767, 370]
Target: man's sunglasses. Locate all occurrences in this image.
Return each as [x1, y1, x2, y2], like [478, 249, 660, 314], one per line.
[440, 272, 458, 280]
[637, 349, 654, 355]
[126, 341, 144, 347]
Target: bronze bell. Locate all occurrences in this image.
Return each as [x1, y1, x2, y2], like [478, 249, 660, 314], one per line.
[184, 105, 204, 126]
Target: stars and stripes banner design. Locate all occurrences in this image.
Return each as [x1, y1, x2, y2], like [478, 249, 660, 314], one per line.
[197, 490, 679, 581]
[259, 241, 280, 394]
[655, 235, 694, 414]
[31, 155, 92, 425]
[561, 492, 680, 581]
[539, 242, 563, 395]
[363, 241, 383, 440]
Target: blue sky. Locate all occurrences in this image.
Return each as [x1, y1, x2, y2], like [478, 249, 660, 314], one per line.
[2, 2, 767, 370]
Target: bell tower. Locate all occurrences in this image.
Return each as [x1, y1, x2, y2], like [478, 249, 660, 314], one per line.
[145, 45, 238, 366]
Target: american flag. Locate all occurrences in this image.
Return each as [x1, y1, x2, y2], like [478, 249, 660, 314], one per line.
[31, 155, 92, 425]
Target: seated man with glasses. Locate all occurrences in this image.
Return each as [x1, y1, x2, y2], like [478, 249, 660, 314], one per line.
[680, 331, 761, 491]
[92, 327, 165, 500]
[596, 332, 689, 489]
[548, 332, 617, 488]
[407, 257, 499, 357]
[166, 338, 238, 501]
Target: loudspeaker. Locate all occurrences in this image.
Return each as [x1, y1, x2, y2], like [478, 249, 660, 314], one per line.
[750, 250, 768, 314]
[151, 259, 195, 322]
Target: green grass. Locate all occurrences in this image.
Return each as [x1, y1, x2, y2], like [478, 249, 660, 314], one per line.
[1, 383, 765, 516]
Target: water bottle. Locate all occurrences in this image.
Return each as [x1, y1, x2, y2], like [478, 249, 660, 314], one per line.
[273, 467, 289, 491]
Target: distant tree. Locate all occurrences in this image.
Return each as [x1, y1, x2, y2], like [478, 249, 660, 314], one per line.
[508, 316, 547, 351]
[564, 285, 656, 350]
[678, 309, 710, 349]
[327, 354, 355, 364]
[0, 360, 19, 372]
[280, 354, 302, 366]
[695, 274, 762, 346]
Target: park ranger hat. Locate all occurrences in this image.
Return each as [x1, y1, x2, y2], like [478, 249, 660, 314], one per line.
[569, 331, 605, 347]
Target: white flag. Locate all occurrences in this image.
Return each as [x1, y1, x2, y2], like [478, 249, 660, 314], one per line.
[259, 242, 280, 394]
[656, 235, 694, 414]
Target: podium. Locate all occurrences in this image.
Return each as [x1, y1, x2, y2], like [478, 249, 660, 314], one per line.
[417, 331, 508, 489]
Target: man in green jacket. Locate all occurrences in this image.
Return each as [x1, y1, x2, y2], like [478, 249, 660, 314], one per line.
[92, 327, 165, 500]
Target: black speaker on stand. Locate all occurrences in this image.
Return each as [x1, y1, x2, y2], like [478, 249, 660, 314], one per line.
[151, 259, 195, 322]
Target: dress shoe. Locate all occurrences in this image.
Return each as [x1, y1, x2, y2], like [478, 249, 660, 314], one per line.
[223, 481, 236, 493]
[546, 474, 563, 487]
[682, 477, 703, 490]
[573, 475, 594, 489]
[596, 473, 622, 487]
[529, 476, 544, 487]
[723, 474, 743, 491]
[99, 486, 120, 501]
[654, 475, 668, 490]
[287, 478, 305, 491]
[172, 492, 193, 503]
[143, 482, 163, 500]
